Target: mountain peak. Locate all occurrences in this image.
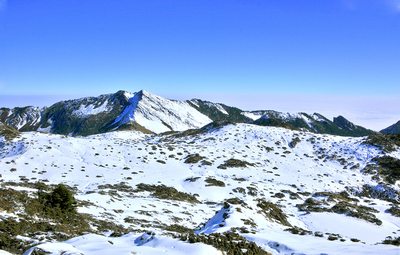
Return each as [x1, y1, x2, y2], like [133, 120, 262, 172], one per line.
[138, 89, 152, 96]
[333, 115, 356, 130]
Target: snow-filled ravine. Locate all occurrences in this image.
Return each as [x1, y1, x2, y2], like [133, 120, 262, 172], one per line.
[1, 123, 399, 254]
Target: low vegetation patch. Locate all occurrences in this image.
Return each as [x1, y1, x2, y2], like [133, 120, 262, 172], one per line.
[284, 226, 312, 236]
[273, 192, 285, 198]
[280, 189, 302, 200]
[217, 158, 254, 169]
[352, 184, 399, 203]
[225, 197, 246, 205]
[0, 183, 97, 254]
[232, 187, 246, 194]
[160, 128, 204, 139]
[289, 137, 301, 148]
[382, 236, 400, 246]
[371, 156, 400, 184]
[363, 133, 400, 153]
[0, 123, 20, 141]
[256, 199, 291, 227]
[247, 186, 258, 196]
[331, 201, 382, 225]
[136, 183, 199, 203]
[185, 177, 201, 182]
[313, 191, 359, 203]
[184, 153, 206, 164]
[161, 224, 194, 234]
[201, 160, 212, 166]
[176, 232, 271, 255]
[386, 205, 400, 217]
[296, 192, 382, 225]
[204, 177, 226, 187]
[98, 182, 136, 193]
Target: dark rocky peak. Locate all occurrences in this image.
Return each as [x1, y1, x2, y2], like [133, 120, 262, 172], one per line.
[381, 120, 400, 134]
[333, 115, 356, 130]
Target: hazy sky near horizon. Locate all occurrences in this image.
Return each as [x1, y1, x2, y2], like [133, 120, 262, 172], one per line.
[1, 0, 399, 131]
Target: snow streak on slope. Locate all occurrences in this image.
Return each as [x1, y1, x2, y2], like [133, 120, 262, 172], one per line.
[72, 99, 111, 117]
[243, 110, 304, 121]
[1, 124, 400, 254]
[241, 111, 261, 120]
[202, 101, 229, 115]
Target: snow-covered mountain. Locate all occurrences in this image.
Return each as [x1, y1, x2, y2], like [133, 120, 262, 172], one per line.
[0, 90, 375, 137]
[111, 90, 211, 134]
[0, 106, 43, 131]
[0, 90, 213, 136]
[1, 121, 399, 254]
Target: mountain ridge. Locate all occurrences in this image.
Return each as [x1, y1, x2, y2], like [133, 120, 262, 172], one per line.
[0, 90, 376, 137]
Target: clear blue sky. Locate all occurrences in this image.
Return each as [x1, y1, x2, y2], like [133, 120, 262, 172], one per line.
[1, 0, 399, 130]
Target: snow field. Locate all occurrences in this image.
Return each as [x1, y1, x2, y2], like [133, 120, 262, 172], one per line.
[1, 124, 399, 254]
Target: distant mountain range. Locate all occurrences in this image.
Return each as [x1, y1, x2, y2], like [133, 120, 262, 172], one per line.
[0, 89, 386, 136]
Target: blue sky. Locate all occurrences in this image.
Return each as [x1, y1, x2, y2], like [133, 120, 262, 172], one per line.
[1, 0, 399, 130]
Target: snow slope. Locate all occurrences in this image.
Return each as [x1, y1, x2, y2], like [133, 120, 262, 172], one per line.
[23, 232, 221, 255]
[1, 123, 399, 254]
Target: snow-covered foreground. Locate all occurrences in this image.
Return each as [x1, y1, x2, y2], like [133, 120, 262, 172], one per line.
[1, 123, 399, 254]
[22, 232, 221, 255]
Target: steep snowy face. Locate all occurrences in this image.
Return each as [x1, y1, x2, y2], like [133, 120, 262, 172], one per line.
[120, 90, 212, 133]
[111, 91, 141, 126]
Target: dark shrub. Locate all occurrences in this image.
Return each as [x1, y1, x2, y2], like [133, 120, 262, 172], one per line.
[40, 184, 77, 213]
